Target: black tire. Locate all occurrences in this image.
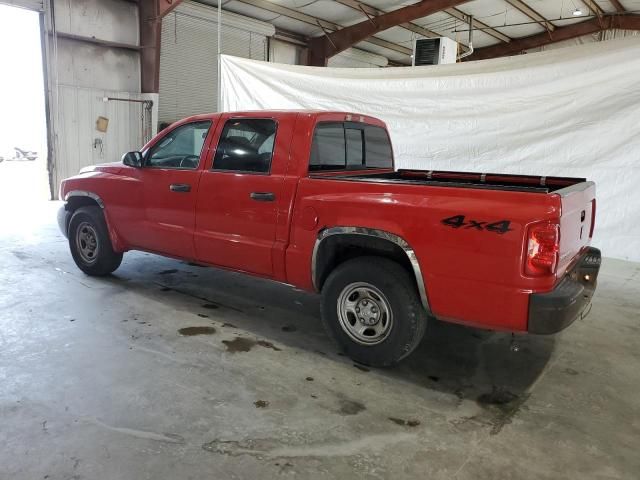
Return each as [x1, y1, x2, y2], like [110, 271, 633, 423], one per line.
[68, 206, 123, 276]
[321, 256, 428, 367]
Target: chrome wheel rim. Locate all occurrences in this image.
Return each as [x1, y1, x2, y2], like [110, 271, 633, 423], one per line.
[75, 221, 99, 264]
[337, 282, 393, 346]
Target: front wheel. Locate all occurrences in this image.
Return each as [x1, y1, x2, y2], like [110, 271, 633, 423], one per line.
[68, 206, 123, 276]
[321, 256, 428, 367]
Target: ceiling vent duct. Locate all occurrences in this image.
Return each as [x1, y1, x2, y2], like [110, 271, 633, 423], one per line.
[412, 37, 458, 66]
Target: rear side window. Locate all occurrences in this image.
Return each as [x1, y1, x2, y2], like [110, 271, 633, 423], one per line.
[213, 118, 277, 174]
[309, 122, 392, 171]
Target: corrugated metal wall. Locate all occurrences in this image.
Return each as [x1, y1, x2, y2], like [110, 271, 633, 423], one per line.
[159, 1, 274, 123]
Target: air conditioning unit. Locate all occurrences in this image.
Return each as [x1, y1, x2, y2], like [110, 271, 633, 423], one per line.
[412, 37, 458, 66]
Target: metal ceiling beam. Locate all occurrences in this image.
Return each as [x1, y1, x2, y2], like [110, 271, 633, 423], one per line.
[337, 1, 510, 49]
[503, 0, 556, 32]
[140, 0, 185, 93]
[336, 0, 477, 55]
[581, 0, 604, 18]
[336, 0, 439, 38]
[158, 0, 182, 16]
[467, 15, 640, 61]
[445, 8, 511, 42]
[308, 0, 470, 65]
[609, 0, 626, 12]
[234, 0, 412, 58]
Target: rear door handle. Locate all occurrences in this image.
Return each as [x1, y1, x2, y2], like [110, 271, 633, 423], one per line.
[170, 183, 191, 193]
[250, 192, 275, 202]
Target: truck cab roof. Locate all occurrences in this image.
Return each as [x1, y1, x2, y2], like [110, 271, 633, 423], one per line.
[174, 110, 387, 126]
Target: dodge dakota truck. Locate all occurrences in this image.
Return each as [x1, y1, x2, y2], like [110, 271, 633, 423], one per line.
[58, 110, 601, 366]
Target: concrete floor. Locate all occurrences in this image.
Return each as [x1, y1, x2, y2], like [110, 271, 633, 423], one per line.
[1, 200, 639, 480]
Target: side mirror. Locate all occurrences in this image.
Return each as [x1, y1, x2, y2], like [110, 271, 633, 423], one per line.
[122, 151, 143, 168]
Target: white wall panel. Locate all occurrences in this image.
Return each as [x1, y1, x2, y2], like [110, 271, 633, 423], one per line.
[53, 86, 149, 191]
[269, 39, 387, 68]
[269, 38, 304, 65]
[46, 0, 144, 197]
[0, 0, 43, 11]
[55, 38, 139, 91]
[329, 48, 388, 68]
[53, 0, 138, 45]
[527, 29, 640, 53]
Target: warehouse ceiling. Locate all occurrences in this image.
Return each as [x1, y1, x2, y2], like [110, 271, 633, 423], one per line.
[197, 0, 640, 63]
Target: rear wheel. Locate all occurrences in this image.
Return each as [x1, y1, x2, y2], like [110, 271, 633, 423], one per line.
[68, 206, 123, 276]
[321, 256, 428, 367]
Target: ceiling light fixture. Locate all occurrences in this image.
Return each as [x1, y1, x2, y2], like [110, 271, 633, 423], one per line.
[572, 8, 583, 16]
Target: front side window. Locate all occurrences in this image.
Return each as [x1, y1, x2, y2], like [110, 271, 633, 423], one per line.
[146, 120, 211, 169]
[309, 122, 393, 172]
[213, 119, 277, 174]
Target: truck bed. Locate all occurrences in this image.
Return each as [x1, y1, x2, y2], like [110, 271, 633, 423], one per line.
[331, 169, 586, 194]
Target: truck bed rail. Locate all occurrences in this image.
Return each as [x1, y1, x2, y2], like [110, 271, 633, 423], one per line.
[326, 169, 587, 194]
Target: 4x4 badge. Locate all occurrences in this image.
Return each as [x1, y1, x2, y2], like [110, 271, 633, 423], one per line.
[441, 215, 512, 234]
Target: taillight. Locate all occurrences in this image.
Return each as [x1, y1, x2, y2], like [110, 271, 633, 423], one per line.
[525, 222, 560, 277]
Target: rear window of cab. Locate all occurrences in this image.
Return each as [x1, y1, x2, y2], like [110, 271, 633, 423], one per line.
[309, 122, 393, 172]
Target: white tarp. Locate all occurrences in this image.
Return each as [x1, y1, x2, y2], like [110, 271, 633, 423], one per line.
[221, 37, 640, 262]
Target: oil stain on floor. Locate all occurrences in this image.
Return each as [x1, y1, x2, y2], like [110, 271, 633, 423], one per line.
[158, 269, 179, 275]
[475, 386, 528, 435]
[338, 397, 366, 415]
[222, 336, 282, 353]
[388, 417, 421, 427]
[178, 326, 217, 336]
[476, 386, 518, 410]
[353, 364, 370, 372]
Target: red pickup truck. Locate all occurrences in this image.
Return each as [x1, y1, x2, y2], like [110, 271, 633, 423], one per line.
[58, 110, 601, 366]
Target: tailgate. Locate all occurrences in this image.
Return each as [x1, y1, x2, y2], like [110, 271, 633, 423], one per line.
[556, 182, 596, 277]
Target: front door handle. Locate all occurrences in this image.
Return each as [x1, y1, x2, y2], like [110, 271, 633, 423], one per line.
[170, 183, 191, 193]
[250, 192, 275, 202]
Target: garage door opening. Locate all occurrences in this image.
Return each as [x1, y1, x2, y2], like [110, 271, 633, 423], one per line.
[0, 4, 49, 206]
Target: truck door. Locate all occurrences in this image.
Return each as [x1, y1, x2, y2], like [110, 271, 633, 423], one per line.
[194, 117, 286, 277]
[127, 120, 214, 259]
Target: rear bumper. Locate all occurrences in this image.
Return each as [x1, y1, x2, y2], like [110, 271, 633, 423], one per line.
[57, 204, 70, 238]
[528, 247, 601, 334]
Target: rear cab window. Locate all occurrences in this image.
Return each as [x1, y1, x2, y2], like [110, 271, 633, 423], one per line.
[309, 121, 393, 172]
